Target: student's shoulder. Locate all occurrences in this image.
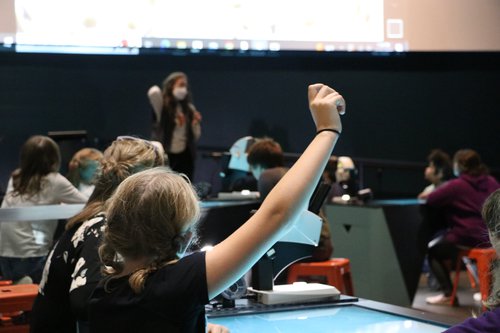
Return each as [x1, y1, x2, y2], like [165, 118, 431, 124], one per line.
[45, 172, 72, 184]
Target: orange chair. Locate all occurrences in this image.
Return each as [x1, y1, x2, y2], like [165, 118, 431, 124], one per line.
[287, 258, 354, 296]
[450, 247, 497, 307]
[0, 284, 38, 333]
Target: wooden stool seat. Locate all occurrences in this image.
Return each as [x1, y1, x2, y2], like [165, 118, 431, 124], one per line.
[0, 284, 38, 333]
[450, 247, 497, 307]
[287, 258, 354, 296]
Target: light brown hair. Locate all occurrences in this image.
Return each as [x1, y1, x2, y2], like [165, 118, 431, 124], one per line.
[247, 137, 284, 169]
[99, 167, 200, 294]
[66, 148, 104, 188]
[453, 149, 488, 177]
[65, 138, 164, 230]
[483, 189, 500, 309]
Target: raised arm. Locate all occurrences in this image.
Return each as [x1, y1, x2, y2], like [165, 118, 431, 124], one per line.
[206, 84, 345, 299]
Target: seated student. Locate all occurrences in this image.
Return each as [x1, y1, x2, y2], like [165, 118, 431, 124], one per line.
[0, 135, 88, 284]
[31, 137, 228, 333]
[418, 149, 453, 200]
[247, 137, 333, 262]
[30, 137, 164, 333]
[87, 83, 345, 332]
[445, 189, 500, 332]
[66, 147, 104, 197]
[425, 149, 500, 305]
[246, 137, 288, 199]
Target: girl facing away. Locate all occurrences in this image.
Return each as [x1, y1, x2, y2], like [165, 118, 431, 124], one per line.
[30, 137, 164, 333]
[88, 83, 345, 332]
[0, 135, 88, 284]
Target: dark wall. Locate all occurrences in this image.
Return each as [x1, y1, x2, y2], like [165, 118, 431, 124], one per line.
[1, 51, 499, 197]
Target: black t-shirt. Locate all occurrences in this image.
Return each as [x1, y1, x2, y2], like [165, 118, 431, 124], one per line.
[31, 215, 106, 333]
[89, 251, 209, 333]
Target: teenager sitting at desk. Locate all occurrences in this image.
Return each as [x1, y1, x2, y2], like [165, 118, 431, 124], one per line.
[0, 135, 87, 284]
[247, 137, 333, 262]
[87, 83, 345, 332]
[418, 149, 453, 200]
[445, 189, 500, 332]
[31, 137, 164, 333]
[426, 149, 499, 305]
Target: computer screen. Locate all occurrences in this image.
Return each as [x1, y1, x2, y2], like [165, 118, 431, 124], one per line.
[1, 0, 499, 55]
[208, 306, 448, 333]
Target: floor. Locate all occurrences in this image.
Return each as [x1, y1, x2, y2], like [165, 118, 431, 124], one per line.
[411, 271, 484, 323]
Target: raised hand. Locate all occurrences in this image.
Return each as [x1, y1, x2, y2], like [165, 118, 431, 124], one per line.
[308, 84, 345, 133]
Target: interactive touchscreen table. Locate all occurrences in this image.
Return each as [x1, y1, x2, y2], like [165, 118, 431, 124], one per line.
[207, 299, 458, 333]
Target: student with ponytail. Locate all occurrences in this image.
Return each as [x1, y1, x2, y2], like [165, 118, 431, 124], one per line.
[31, 137, 164, 333]
[88, 83, 346, 333]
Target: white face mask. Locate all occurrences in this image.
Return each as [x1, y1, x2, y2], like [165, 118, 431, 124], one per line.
[172, 86, 188, 101]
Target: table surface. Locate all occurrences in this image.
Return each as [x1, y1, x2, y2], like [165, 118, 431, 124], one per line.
[208, 302, 451, 333]
[0, 199, 259, 222]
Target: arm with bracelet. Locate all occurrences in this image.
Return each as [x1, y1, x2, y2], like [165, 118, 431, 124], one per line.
[206, 84, 346, 299]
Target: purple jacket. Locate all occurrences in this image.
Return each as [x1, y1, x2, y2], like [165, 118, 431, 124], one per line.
[426, 173, 500, 247]
[444, 307, 500, 332]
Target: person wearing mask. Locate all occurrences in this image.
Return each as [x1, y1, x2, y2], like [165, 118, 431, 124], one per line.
[147, 72, 202, 179]
[87, 83, 345, 332]
[66, 147, 103, 197]
[425, 149, 500, 305]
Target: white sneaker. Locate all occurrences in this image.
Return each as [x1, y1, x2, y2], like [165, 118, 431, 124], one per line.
[14, 276, 33, 285]
[426, 293, 453, 305]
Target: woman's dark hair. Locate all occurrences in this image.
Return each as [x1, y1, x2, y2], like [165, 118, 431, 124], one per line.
[159, 72, 195, 151]
[453, 149, 488, 177]
[247, 138, 284, 169]
[427, 149, 452, 180]
[12, 135, 61, 197]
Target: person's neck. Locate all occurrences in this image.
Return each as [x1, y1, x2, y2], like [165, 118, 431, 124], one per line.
[120, 257, 151, 276]
[433, 180, 443, 187]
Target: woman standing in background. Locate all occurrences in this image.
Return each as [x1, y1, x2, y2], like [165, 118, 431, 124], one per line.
[147, 72, 202, 179]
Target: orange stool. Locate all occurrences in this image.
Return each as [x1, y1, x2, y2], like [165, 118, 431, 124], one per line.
[287, 258, 354, 296]
[0, 284, 38, 333]
[450, 247, 497, 307]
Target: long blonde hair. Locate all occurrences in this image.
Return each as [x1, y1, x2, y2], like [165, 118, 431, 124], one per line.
[99, 167, 200, 293]
[66, 138, 164, 230]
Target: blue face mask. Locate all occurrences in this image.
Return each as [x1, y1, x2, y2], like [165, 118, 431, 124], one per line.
[79, 160, 99, 183]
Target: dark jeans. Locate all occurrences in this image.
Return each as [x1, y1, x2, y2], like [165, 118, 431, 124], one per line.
[427, 236, 460, 296]
[168, 149, 195, 180]
[0, 256, 46, 283]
